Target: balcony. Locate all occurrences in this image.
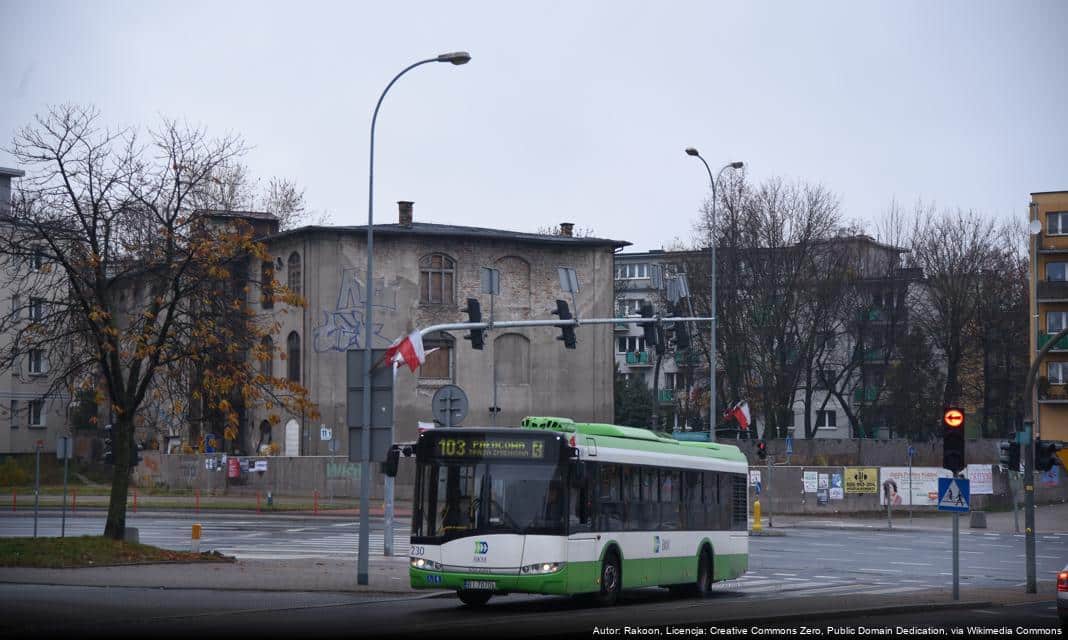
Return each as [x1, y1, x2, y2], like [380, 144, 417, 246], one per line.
[1037, 280, 1068, 301]
[625, 351, 651, 366]
[674, 350, 703, 367]
[1038, 333, 1068, 351]
[1039, 385, 1068, 403]
[614, 322, 631, 332]
[658, 389, 675, 403]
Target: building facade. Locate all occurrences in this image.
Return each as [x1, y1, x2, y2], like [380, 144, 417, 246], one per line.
[1030, 191, 1068, 443]
[240, 203, 627, 455]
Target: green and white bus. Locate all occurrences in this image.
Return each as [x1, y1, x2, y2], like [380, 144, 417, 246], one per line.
[407, 416, 749, 606]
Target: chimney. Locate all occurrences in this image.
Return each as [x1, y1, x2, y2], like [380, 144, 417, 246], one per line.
[559, 222, 574, 237]
[398, 201, 414, 227]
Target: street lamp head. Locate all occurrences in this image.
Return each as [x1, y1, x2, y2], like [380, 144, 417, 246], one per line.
[685, 147, 700, 157]
[437, 51, 472, 65]
[729, 161, 744, 170]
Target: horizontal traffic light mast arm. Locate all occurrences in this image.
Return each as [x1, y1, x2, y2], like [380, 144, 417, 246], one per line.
[418, 316, 714, 337]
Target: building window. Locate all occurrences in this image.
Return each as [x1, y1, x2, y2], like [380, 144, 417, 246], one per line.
[1049, 212, 1068, 236]
[261, 261, 274, 309]
[10, 400, 17, 429]
[1047, 262, 1068, 282]
[28, 349, 45, 375]
[286, 331, 300, 382]
[816, 410, 837, 429]
[287, 252, 302, 296]
[257, 420, 272, 453]
[615, 263, 649, 280]
[29, 298, 44, 322]
[28, 400, 44, 427]
[419, 254, 455, 305]
[816, 369, 837, 389]
[260, 336, 274, 378]
[617, 336, 647, 353]
[420, 332, 453, 380]
[1049, 312, 1068, 334]
[619, 299, 645, 316]
[664, 372, 676, 390]
[1050, 362, 1068, 385]
[30, 246, 45, 271]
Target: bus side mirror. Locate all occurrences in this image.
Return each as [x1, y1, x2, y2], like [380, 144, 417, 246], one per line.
[382, 448, 400, 477]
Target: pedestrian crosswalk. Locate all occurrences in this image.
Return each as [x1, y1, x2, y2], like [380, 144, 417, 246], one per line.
[708, 571, 938, 600]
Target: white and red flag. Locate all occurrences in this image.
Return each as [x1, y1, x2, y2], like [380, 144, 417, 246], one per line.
[383, 330, 426, 372]
[723, 401, 751, 431]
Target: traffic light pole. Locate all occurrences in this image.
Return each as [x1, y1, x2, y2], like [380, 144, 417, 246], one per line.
[1023, 420, 1036, 594]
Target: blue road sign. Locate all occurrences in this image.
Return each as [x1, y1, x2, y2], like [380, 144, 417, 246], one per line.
[937, 477, 970, 513]
[785, 436, 793, 455]
[754, 481, 762, 495]
[907, 445, 916, 459]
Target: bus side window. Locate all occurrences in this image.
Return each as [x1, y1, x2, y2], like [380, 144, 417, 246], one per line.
[623, 465, 642, 531]
[660, 469, 680, 530]
[683, 471, 702, 531]
[570, 462, 593, 533]
[598, 463, 623, 532]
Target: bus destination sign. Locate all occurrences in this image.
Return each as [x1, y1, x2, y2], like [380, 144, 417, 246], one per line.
[436, 436, 546, 460]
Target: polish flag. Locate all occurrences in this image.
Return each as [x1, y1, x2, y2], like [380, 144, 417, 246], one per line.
[384, 331, 426, 372]
[724, 401, 750, 431]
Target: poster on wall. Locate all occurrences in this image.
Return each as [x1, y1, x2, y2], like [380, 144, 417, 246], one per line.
[830, 472, 844, 500]
[818, 474, 829, 490]
[1041, 466, 1060, 487]
[964, 464, 993, 495]
[803, 471, 818, 493]
[816, 488, 829, 505]
[880, 467, 952, 506]
[844, 467, 879, 494]
[750, 470, 762, 487]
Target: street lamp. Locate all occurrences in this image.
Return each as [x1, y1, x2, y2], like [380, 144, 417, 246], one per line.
[685, 147, 743, 442]
[359, 51, 470, 586]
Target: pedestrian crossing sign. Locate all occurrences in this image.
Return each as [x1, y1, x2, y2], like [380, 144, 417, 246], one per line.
[936, 477, 970, 513]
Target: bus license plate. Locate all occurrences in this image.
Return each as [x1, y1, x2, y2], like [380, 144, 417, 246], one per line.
[463, 580, 496, 590]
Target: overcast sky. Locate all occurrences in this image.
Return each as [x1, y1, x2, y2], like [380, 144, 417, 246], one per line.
[2, 0, 1066, 252]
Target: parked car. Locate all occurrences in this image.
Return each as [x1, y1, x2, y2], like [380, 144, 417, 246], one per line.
[1059, 564, 1068, 631]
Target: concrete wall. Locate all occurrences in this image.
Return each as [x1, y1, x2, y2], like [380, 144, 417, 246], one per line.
[731, 436, 1005, 468]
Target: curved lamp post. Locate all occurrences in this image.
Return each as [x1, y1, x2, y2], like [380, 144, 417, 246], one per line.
[685, 148, 743, 442]
[359, 51, 470, 585]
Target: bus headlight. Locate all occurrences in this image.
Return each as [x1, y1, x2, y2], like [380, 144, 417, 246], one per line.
[410, 557, 443, 571]
[520, 562, 564, 575]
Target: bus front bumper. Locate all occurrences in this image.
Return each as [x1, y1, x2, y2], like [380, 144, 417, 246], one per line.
[410, 566, 571, 595]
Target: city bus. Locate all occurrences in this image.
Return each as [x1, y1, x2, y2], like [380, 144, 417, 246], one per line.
[407, 416, 749, 606]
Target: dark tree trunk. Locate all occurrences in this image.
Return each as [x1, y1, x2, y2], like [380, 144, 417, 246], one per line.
[103, 414, 134, 540]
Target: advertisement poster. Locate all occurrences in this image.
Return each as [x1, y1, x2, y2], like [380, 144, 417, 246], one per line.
[830, 472, 844, 500]
[227, 457, 240, 479]
[803, 471, 818, 493]
[816, 488, 829, 505]
[844, 467, 879, 494]
[880, 467, 952, 506]
[964, 464, 993, 495]
[1041, 466, 1060, 488]
[818, 474, 829, 490]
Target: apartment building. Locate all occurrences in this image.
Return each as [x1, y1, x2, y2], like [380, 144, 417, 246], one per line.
[1030, 191, 1068, 442]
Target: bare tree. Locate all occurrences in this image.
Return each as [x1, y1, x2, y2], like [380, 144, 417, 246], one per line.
[0, 105, 318, 539]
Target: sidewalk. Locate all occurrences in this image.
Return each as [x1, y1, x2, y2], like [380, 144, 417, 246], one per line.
[753, 500, 1068, 534]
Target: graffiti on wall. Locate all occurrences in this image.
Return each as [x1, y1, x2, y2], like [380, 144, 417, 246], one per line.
[327, 461, 360, 480]
[312, 268, 397, 352]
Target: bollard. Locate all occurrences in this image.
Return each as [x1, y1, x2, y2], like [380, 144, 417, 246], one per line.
[191, 523, 202, 553]
[266, 491, 273, 508]
[752, 500, 763, 533]
[257, 492, 261, 514]
[314, 490, 319, 515]
[195, 489, 200, 514]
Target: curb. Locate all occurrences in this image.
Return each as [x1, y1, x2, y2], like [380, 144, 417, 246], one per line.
[704, 599, 994, 626]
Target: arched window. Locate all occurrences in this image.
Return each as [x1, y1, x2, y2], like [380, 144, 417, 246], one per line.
[261, 261, 274, 309]
[287, 252, 302, 296]
[260, 336, 274, 378]
[287, 331, 300, 382]
[494, 333, 531, 385]
[419, 253, 455, 305]
[257, 420, 272, 453]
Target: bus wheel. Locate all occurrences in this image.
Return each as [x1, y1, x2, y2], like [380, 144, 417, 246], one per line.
[594, 552, 621, 606]
[695, 549, 713, 597]
[457, 590, 493, 607]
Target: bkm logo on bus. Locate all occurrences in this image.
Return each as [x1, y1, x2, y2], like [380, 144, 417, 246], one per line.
[474, 541, 489, 554]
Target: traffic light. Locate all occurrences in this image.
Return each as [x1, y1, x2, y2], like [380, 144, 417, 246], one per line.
[463, 298, 485, 350]
[102, 423, 114, 465]
[673, 321, 691, 351]
[999, 440, 1020, 471]
[942, 406, 965, 474]
[756, 440, 767, 460]
[552, 299, 577, 349]
[639, 303, 659, 352]
[1036, 439, 1061, 472]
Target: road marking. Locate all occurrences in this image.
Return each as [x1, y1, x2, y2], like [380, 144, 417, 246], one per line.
[772, 573, 797, 577]
[857, 568, 903, 573]
[812, 576, 840, 579]
[862, 586, 929, 595]
[889, 561, 928, 566]
[974, 610, 999, 615]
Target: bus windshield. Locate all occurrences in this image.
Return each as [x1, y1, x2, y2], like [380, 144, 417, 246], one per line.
[414, 460, 566, 541]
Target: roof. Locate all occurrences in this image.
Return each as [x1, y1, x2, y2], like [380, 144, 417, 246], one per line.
[1031, 191, 1068, 197]
[265, 221, 630, 249]
[196, 209, 279, 221]
[0, 167, 25, 178]
[616, 234, 907, 259]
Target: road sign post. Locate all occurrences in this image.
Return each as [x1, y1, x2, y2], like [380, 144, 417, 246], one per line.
[57, 436, 72, 537]
[937, 476, 971, 601]
[907, 445, 915, 526]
